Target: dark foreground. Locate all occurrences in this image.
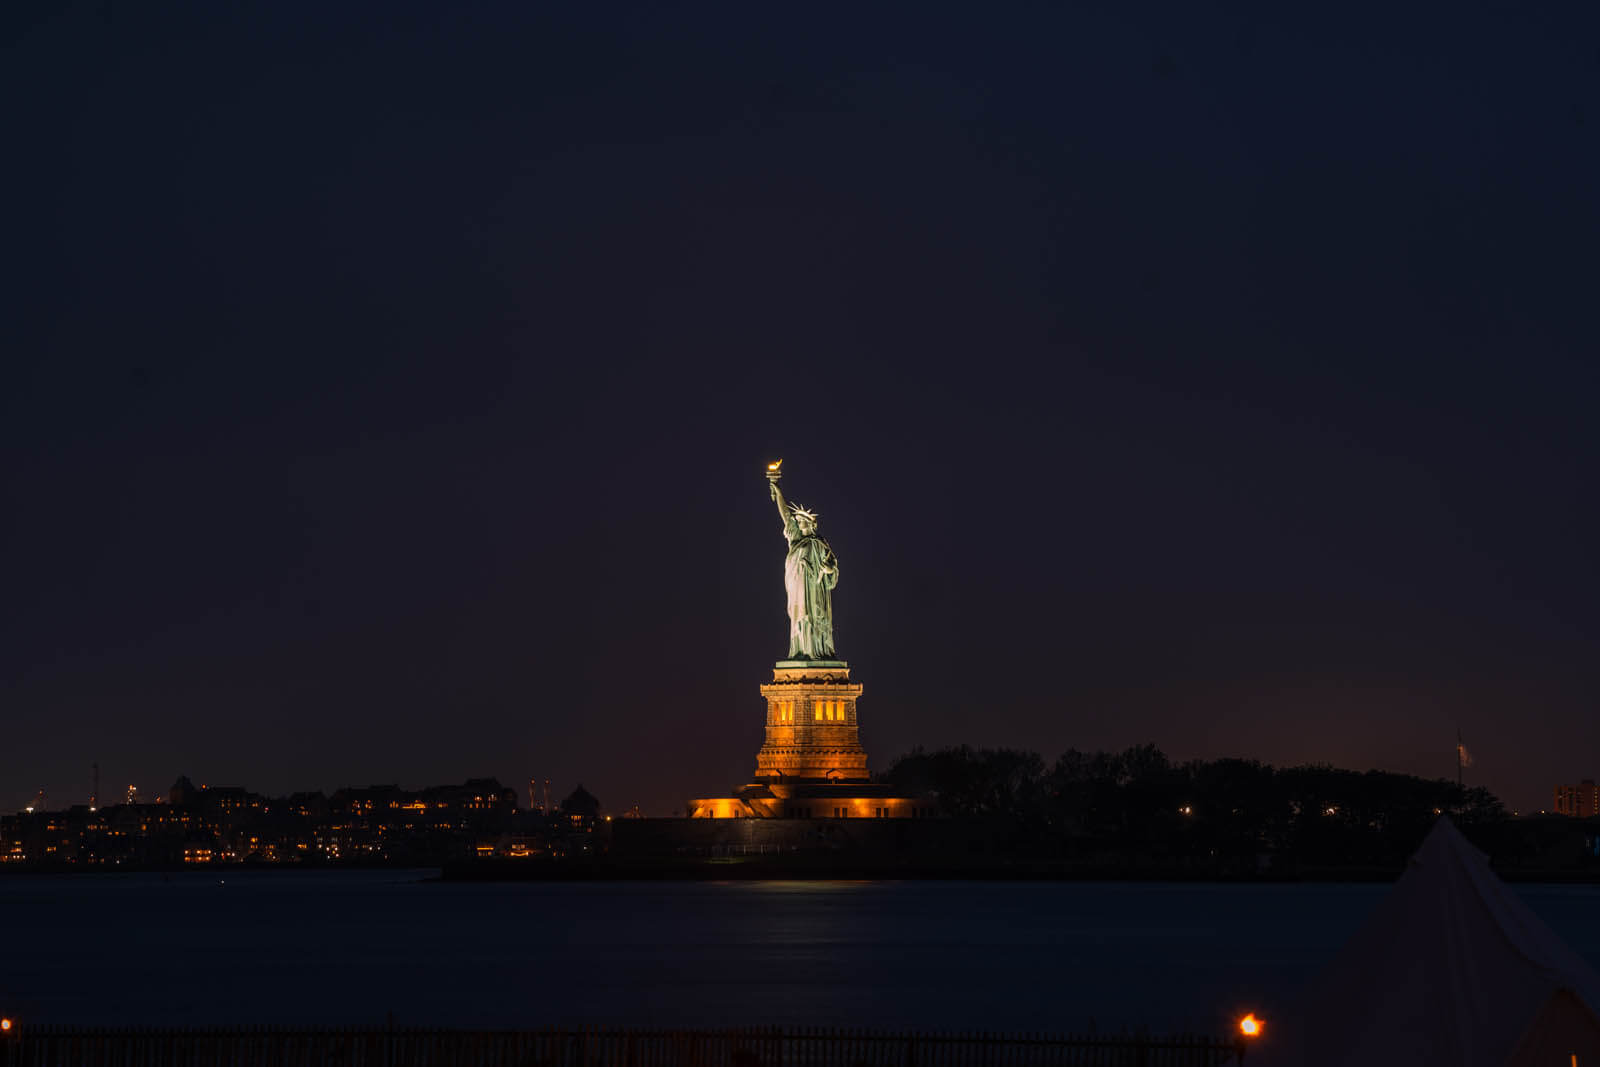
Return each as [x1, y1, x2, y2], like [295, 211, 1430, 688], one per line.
[10, 875, 1600, 1034]
[0, 1025, 1246, 1067]
[0, 874, 1376, 1032]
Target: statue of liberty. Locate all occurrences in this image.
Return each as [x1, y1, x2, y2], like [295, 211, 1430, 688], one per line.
[766, 461, 839, 660]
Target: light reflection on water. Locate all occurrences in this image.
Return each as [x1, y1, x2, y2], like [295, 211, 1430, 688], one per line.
[2, 874, 1597, 1032]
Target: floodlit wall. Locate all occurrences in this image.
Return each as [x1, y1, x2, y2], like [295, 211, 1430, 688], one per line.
[613, 816, 962, 855]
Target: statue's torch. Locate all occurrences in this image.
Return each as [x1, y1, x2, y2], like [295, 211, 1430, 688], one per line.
[766, 459, 783, 485]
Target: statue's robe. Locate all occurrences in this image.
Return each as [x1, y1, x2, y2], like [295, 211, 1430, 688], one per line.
[783, 525, 838, 659]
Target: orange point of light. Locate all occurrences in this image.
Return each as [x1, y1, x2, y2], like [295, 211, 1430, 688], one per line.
[1239, 1014, 1262, 1038]
[1, 1018, 12, 1032]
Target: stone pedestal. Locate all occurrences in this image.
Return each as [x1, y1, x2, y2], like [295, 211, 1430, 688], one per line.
[687, 660, 940, 821]
[755, 660, 868, 783]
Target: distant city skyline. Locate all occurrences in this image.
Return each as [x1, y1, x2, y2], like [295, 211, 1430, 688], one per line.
[4, 737, 1576, 821]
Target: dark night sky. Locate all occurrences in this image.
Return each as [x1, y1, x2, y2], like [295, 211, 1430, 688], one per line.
[5, 3, 1598, 815]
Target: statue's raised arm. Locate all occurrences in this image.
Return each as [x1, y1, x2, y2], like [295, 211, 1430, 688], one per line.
[770, 478, 798, 543]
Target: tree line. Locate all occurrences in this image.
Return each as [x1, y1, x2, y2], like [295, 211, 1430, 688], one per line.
[878, 744, 1511, 872]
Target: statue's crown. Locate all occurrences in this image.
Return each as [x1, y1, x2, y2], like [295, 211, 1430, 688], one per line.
[789, 503, 817, 522]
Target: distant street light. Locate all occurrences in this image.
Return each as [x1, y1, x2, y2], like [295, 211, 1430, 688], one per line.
[1236, 1014, 1262, 1061]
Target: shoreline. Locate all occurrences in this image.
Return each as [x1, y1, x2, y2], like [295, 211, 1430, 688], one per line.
[9, 857, 1600, 884]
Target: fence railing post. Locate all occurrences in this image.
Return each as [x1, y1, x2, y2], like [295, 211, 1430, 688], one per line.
[0, 1023, 1240, 1066]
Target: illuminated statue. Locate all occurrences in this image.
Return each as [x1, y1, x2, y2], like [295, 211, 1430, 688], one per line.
[766, 461, 839, 660]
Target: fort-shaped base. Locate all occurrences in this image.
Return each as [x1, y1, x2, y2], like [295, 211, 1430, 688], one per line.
[690, 778, 939, 820]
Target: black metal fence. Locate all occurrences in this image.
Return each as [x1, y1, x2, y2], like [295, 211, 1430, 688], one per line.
[0, 1025, 1242, 1067]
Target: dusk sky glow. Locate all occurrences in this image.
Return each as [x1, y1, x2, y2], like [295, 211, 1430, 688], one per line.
[6, 3, 1599, 815]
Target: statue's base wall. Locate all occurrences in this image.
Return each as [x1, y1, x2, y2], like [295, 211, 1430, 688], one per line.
[614, 816, 957, 856]
[754, 749, 870, 779]
[688, 782, 936, 819]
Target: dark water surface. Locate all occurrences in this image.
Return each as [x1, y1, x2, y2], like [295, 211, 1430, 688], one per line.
[4, 874, 1600, 1032]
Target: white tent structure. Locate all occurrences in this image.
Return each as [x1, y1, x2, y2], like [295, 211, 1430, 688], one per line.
[1284, 817, 1600, 1066]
